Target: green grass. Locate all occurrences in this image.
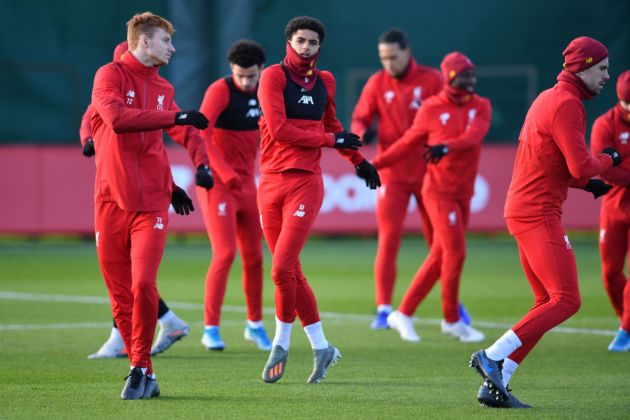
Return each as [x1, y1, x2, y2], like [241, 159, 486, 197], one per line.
[0, 235, 629, 419]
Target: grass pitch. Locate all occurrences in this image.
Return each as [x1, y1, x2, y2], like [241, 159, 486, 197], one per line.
[0, 234, 628, 419]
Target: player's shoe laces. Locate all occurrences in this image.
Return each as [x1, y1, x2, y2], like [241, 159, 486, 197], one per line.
[201, 326, 225, 351]
[150, 317, 189, 356]
[370, 310, 391, 330]
[469, 350, 509, 402]
[244, 325, 272, 351]
[441, 320, 485, 342]
[458, 302, 472, 325]
[478, 381, 531, 409]
[142, 374, 160, 399]
[88, 329, 127, 359]
[307, 344, 342, 384]
[387, 311, 420, 342]
[608, 328, 630, 352]
[262, 345, 288, 383]
[120, 367, 146, 400]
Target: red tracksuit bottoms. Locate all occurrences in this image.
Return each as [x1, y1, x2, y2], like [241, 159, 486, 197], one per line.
[257, 170, 323, 326]
[399, 196, 467, 322]
[374, 181, 433, 306]
[506, 217, 581, 363]
[197, 179, 263, 326]
[95, 201, 168, 374]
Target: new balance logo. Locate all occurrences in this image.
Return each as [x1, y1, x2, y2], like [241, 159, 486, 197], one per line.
[448, 211, 457, 226]
[218, 202, 227, 217]
[293, 204, 306, 218]
[440, 112, 450, 126]
[620, 132, 629, 145]
[298, 95, 314, 105]
[178, 114, 187, 119]
[246, 108, 261, 118]
[384, 90, 395, 103]
[154, 217, 164, 230]
[126, 90, 135, 105]
[336, 138, 345, 144]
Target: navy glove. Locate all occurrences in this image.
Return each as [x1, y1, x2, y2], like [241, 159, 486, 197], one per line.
[195, 165, 214, 190]
[82, 138, 95, 157]
[334, 131, 362, 150]
[423, 144, 448, 163]
[171, 186, 194, 215]
[361, 127, 377, 145]
[601, 147, 622, 166]
[355, 159, 381, 190]
[583, 179, 612, 199]
[175, 110, 209, 130]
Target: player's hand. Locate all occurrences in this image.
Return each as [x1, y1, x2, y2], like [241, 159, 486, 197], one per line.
[82, 138, 95, 157]
[355, 159, 381, 189]
[583, 178, 612, 199]
[601, 147, 622, 166]
[333, 131, 362, 150]
[175, 110, 209, 130]
[195, 165, 214, 190]
[171, 186, 195, 215]
[361, 128, 377, 145]
[423, 144, 448, 163]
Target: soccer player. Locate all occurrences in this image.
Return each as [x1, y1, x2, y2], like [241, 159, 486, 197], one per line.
[371, 52, 489, 344]
[91, 12, 212, 399]
[351, 29, 443, 329]
[470, 36, 619, 408]
[196, 40, 271, 351]
[590, 70, 630, 352]
[80, 40, 205, 360]
[257, 16, 380, 384]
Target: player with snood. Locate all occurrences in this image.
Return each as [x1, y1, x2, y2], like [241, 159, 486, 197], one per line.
[91, 12, 213, 399]
[590, 70, 630, 352]
[371, 52, 490, 344]
[470, 36, 619, 408]
[351, 29, 443, 330]
[197, 40, 272, 352]
[257, 16, 381, 384]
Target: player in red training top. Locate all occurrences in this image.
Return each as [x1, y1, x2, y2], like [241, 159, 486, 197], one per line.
[470, 36, 620, 409]
[196, 40, 272, 352]
[590, 70, 630, 352]
[351, 29, 443, 329]
[91, 12, 213, 399]
[80, 40, 211, 360]
[257, 16, 380, 384]
[372, 52, 489, 344]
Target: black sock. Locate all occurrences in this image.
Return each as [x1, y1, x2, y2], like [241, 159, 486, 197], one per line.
[157, 298, 169, 319]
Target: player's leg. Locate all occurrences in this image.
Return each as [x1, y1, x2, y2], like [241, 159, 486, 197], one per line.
[604, 217, 630, 351]
[150, 295, 190, 356]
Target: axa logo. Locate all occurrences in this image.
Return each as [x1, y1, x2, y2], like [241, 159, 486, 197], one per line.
[218, 202, 227, 217]
[439, 112, 450, 126]
[157, 94, 165, 110]
[126, 90, 135, 105]
[298, 95, 314, 105]
[246, 108, 261, 118]
[293, 204, 306, 218]
[384, 90, 395, 104]
[620, 132, 629, 145]
[154, 217, 164, 230]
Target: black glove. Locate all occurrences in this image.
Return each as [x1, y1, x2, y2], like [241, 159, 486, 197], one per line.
[175, 110, 209, 130]
[82, 138, 95, 157]
[171, 186, 195, 215]
[423, 144, 448, 163]
[333, 131, 362, 150]
[601, 147, 622, 167]
[361, 128, 377, 145]
[583, 178, 612, 199]
[355, 159, 381, 189]
[195, 165, 214, 190]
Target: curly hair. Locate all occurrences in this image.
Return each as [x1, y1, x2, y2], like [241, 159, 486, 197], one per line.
[284, 16, 326, 44]
[227, 39, 266, 67]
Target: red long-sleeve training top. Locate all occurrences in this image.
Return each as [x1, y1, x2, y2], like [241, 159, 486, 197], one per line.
[351, 59, 443, 184]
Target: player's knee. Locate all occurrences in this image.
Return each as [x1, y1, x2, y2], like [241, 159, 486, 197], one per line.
[271, 264, 295, 286]
[242, 251, 263, 271]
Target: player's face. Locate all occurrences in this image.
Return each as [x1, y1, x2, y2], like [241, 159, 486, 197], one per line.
[621, 100, 630, 111]
[451, 68, 477, 92]
[378, 43, 410, 78]
[143, 27, 175, 66]
[577, 57, 609, 95]
[289, 29, 320, 58]
[230, 64, 262, 92]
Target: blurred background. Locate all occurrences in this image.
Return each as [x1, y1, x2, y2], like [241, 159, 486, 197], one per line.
[1, 0, 628, 233]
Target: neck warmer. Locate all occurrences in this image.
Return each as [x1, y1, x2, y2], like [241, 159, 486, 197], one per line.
[283, 42, 319, 90]
[557, 70, 593, 100]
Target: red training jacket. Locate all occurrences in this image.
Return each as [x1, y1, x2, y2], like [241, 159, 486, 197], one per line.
[258, 64, 364, 175]
[591, 104, 630, 219]
[504, 79, 613, 228]
[91, 52, 207, 212]
[352, 59, 443, 184]
[372, 90, 491, 200]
